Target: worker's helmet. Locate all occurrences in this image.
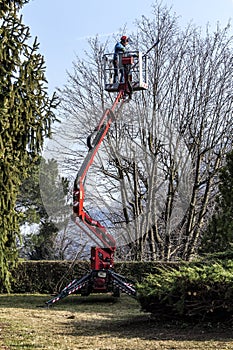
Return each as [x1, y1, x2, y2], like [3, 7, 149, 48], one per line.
[121, 35, 129, 43]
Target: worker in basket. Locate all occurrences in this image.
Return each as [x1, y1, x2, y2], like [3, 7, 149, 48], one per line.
[113, 35, 129, 83]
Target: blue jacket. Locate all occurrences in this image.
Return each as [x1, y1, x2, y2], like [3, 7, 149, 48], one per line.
[114, 42, 126, 60]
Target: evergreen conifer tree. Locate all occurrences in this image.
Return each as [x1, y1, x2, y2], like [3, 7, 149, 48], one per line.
[0, 0, 58, 290]
[17, 157, 70, 260]
[201, 151, 233, 254]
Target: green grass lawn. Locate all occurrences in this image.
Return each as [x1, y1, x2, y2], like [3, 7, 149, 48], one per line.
[0, 294, 232, 350]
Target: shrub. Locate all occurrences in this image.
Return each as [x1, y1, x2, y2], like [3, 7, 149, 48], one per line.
[137, 260, 233, 321]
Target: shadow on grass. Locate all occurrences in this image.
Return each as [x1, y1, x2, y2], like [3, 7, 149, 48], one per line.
[63, 314, 233, 343]
[1, 294, 233, 343]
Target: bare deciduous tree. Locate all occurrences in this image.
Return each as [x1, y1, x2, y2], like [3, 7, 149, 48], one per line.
[47, 2, 233, 261]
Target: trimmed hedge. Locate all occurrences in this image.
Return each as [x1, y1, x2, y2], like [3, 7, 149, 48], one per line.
[9, 260, 90, 293]
[7, 260, 176, 294]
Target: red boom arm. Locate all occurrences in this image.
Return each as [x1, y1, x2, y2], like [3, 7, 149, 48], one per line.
[72, 90, 126, 259]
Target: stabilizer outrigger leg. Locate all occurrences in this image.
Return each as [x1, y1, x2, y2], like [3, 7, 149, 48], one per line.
[109, 270, 136, 297]
[45, 269, 136, 306]
[46, 273, 91, 307]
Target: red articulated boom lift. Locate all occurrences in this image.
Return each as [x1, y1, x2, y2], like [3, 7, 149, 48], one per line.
[46, 41, 159, 306]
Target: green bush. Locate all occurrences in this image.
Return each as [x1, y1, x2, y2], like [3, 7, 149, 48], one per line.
[137, 260, 233, 321]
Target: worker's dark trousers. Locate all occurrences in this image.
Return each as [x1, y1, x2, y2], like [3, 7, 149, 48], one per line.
[113, 60, 124, 83]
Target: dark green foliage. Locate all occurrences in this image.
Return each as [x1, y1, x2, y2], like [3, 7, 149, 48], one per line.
[3, 260, 167, 294]
[23, 221, 59, 260]
[200, 249, 233, 261]
[0, 1, 58, 291]
[9, 260, 90, 294]
[137, 259, 233, 321]
[17, 157, 70, 260]
[114, 260, 178, 283]
[39, 158, 70, 225]
[201, 151, 233, 254]
[16, 157, 42, 225]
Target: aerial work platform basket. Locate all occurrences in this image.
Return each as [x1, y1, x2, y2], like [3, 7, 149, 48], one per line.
[103, 51, 148, 92]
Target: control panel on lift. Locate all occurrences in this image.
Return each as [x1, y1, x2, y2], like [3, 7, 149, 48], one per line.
[103, 51, 148, 92]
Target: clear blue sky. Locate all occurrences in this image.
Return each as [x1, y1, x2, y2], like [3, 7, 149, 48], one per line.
[21, 0, 233, 94]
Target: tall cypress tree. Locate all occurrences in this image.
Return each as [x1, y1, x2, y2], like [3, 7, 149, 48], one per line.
[0, 0, 58, 290]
